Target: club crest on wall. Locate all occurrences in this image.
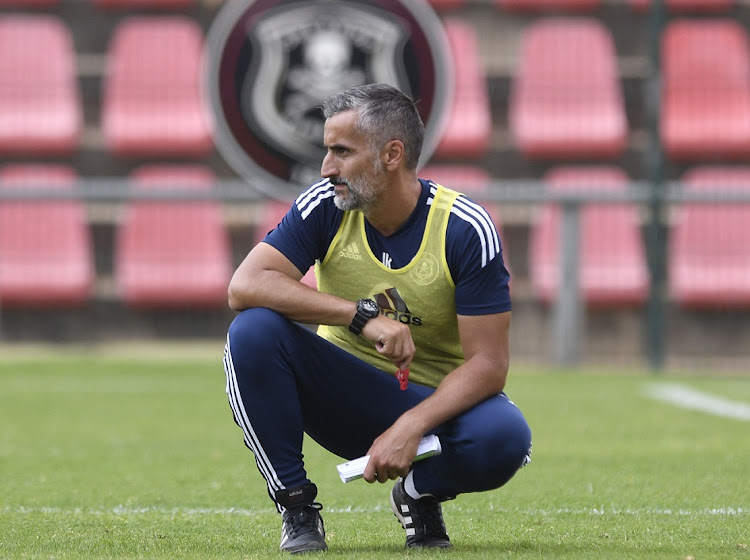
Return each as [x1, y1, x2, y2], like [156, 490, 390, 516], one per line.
[206, 0, 452, 199]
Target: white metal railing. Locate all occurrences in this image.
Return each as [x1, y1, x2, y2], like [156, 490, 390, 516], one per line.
[3, 177, 750, 368]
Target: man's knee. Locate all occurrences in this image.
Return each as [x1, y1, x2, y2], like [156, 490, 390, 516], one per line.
[460, 407, 532, 490]
[225, 308, 306, 390]
[228, 307, 293, 349]
[483, 418, 532, 488]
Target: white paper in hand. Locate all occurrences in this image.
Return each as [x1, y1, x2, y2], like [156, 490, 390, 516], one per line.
[336, 434, 442, 483]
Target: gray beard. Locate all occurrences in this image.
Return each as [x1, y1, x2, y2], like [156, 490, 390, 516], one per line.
[330, 158, 385, 212]
[332, 176, 380, 212]
[333, 190, 360, 212]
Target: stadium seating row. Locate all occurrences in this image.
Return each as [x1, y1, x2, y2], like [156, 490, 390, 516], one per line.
[0, 164, 231, 309]
[510, 16, 750, 162]
[2, 164, 749, 310]
[4, 12, 750, 163]
[529, 165, 750, 309]
[392, 163, 750, 310]
[0, 14, 212, 157]
[0, 14, 489, 161]
[0, 0, 732, 11]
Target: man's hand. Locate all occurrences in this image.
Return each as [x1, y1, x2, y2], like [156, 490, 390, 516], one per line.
[361, 315, 415, 371]
[362, 419, 423, 484]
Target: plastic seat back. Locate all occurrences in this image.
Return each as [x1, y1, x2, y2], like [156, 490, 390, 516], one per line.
[433, 18, 492, 159]
[530, 166, 648, 307]
[102, 17, 213, 156]
[0, 15, 81, 154]
[116, 165, 231, 307]
[661, 20, 750, 160]
[670, 167, 750, 308]
[0, 165, 93, 307]
[509, 18, 627, 159]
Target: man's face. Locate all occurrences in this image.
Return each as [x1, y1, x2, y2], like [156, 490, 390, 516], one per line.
[321, 110, 385, 212]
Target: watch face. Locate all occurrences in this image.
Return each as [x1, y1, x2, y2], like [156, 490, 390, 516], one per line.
[362, 299, 379, 316]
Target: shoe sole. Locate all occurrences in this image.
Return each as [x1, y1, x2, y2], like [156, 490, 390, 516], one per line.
[281, 541, 328, 554]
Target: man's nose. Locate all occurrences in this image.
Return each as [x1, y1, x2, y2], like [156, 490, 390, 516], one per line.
[321, 153, 337, 178]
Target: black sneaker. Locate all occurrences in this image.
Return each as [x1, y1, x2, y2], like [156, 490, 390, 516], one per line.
[390, 478, 452, 549]
[276, 483, 327, 554]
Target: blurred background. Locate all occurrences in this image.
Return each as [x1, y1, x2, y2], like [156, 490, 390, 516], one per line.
[0, 0, 749, 373]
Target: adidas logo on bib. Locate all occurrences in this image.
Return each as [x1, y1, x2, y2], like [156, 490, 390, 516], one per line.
[340, 242, 363, 260]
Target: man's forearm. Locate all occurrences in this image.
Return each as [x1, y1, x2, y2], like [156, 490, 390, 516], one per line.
[399, 358, 506, 436]
[229, 268, 356, 326]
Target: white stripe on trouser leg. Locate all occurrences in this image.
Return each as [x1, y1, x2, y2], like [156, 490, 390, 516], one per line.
[223, 338, 282, 491]
[223, 335, 285, 503]
[224, 340, 284, 503]
[224, 342, 282, 501]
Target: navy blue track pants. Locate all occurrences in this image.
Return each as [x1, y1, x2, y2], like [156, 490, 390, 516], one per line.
[223, 307, 532, 505]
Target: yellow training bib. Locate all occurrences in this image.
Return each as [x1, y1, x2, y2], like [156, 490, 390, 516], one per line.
[316, 185, 464, 388]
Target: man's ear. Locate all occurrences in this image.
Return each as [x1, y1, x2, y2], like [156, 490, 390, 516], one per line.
[382, 140, 405, 170]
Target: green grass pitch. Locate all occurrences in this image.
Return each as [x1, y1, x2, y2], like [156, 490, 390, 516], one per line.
[1, 344, 748, 559]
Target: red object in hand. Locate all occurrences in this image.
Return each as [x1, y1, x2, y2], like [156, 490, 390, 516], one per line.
[397, 368, 409, 390]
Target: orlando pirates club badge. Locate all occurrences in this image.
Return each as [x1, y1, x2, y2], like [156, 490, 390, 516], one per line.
[206, 0, 453, 199]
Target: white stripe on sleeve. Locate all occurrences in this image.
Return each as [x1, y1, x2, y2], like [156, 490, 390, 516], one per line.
[296, 180, 335, 220]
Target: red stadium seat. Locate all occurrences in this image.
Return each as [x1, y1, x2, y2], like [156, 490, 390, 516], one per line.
[631, 0, 733, 12]
[670, 167, 750, 308]
[102, 17, 213, 157]
[115, 165, 232, 308]
[509, 18, 627, 160]
[434, 18, 492, 159]
[529, 166, 648, 307]
[94, 0, 191, 7]
[0, 15, 81, 155]
[498, 0, 601, 12]
[254, 200, 317, 289]
[0, 165, 93, 307]
[661, 20, 750, 161]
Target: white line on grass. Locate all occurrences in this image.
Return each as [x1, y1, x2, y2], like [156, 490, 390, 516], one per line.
[644, 382, 750, 421]
[4, 505, 747, 517]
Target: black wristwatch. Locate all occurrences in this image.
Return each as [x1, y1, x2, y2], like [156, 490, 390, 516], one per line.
[349, 298, 379, 335]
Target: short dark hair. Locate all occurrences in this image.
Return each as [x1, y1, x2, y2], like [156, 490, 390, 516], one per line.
[322, 83, 425, 169]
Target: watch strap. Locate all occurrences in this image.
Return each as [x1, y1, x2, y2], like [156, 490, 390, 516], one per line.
[349, 299, 378, 336]
[348, 312, 369, 336]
